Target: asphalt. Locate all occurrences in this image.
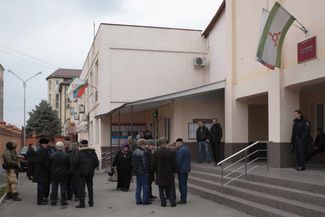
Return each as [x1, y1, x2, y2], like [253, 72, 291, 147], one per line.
[0, 172, 252, 217]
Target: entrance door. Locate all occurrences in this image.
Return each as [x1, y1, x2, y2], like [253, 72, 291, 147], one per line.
[316, 103, 325, 130]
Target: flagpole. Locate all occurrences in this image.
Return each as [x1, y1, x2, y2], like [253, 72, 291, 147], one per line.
[294, 19, 308, 35]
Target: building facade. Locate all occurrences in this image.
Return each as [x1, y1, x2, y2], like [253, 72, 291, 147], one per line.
[46, 68, 81, 136]
[0, 64, 4, 120]
[77, 0, 325, 169]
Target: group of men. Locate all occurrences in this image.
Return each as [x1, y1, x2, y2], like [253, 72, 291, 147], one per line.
[3, 138, 99, 208]
[132, 137, 191, 207]
[196, 119, 223, 165]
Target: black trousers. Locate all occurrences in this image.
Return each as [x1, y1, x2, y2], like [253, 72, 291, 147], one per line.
[158, 185, 176, 206]
[67, 173, 79, 199]
[37, 182, 50, 203]
[78, 175, 94, 206]
[294, 140, 306, 168]
[50, 179, 67, 204]
[210, 140, 221, 163]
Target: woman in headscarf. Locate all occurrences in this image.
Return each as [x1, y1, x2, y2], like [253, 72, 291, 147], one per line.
[112, 144, 132, 191]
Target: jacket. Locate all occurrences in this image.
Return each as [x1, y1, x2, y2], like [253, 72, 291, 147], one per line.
[112, 150, 132, 171]
[74, 147, 99, 177]
[210, 123, 222, 142]
[145, 148, 155, 182]
[3, 148, 19, 170]
[153, 147, 176, 186]
[291, 116, 312, 147]
[314, 133, 325, 149]
[176, 144, 191, 173]
[131, 147, 149, 176]
[196, 126, 210, 142]
[26, 147, 36, 163]
[50, 150, 70, 180]
[34, 145, 51, 183]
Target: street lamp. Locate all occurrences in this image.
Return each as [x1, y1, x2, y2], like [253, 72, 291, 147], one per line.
[7, 69, 42, 147]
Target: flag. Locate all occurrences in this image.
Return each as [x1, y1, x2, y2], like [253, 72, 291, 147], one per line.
[67, 78, 88, 100]
[256, 2, 296, 70]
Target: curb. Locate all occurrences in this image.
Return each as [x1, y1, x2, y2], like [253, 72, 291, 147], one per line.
[0, 190, 7, 205]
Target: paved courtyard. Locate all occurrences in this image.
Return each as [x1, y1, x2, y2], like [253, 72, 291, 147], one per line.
[0, 172, 251, 217]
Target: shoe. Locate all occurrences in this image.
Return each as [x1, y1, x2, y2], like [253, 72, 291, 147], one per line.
[198, 161, 203, 163]
[136, 202, 142, 205]
[37, 201, 48, 205]
[89, 202, 94, 207]
[51, 202, 57, 206]
[6, 192, 12, 200]
[61, 201, 69, 206]
[150, 195, 157, 199]
[11, 193, 22, 201]
[296, 167, 305, 171]
[176, 200, 186, 204]
[161, 203, 166, 207]
[171, 203, 176, 207]
[142, 202, 152, 205]
[75, 205, 85, 208]
[74, 198, 79, 201]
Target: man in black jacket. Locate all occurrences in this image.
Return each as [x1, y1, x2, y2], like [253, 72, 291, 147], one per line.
[196, 121, 211, 163]
[26, 144, 36, 180]
[210, 119, 223, 165]
[132, 139, 150, 205]
[50, 141, 70, 206]
[34, 138, 51, 205]
[74, 140, 99, 208]
[145, 139, 157, 200]
[291, 110, 312, 171]
[153, 138, 177, 207]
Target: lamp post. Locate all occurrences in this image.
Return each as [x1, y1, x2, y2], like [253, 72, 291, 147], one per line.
[7, 69, 42, 147]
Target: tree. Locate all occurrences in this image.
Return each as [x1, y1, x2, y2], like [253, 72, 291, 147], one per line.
[26, 100, 61, 138]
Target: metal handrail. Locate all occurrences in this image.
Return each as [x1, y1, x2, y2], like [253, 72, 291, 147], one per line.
[218, 141, 269, 192]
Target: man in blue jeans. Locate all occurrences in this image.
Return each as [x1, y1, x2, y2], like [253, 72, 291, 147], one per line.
[176, 138, 191, 204]
[196, 121, 211, 163]
[132, 139, 151, 205]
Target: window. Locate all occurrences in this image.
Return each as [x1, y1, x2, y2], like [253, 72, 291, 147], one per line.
[55, 94, 59, 109]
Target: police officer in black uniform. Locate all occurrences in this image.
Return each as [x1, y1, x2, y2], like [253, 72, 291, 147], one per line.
[291, 110, 312, 171]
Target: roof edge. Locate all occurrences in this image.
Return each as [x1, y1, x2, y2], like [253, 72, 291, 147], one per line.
[202, 0, 226, 38]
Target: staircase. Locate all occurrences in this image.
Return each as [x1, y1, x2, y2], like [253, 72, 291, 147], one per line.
[184, 163, 325, 217]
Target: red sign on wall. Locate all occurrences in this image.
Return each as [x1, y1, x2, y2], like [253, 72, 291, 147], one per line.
[297, 36, 317, 64]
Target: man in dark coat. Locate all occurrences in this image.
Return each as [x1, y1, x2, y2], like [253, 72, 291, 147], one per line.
[145, 139, 157, 199]
[26, 144, 36, 180]
[291, 110, 312, 171]
[34, 138, 51, 205]
[74, 140, 99, 208]
[210, 118, 222, 165]
[132, 139, 151, 205]
[50, 141, 70, 206]
[306, 128, 325, 162]
[153, 137, 177, 207]
[175, 138, 191, 204]
[196, 121, 211, 163]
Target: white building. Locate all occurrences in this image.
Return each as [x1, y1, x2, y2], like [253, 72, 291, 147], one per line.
[77, 0, 325, 169]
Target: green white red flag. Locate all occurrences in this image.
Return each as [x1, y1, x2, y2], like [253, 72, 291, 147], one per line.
[67, 78, 88, 100]
[256, 2, 296, 70]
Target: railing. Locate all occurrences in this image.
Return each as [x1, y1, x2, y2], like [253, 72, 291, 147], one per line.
[217, 141, 269, 192]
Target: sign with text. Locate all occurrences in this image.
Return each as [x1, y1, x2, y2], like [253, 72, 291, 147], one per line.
[297, 36, 317, 64]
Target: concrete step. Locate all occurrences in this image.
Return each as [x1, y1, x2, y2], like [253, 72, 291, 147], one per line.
[184, 181, 301, 217]
[187, 175, 325, 217]
[190, 170, 325, 208]
[191, 163, 325, 195]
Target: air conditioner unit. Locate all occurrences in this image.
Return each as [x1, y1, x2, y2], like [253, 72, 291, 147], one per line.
[193, 57, 208, 67]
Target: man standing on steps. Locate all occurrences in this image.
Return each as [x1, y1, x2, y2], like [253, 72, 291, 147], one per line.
[210, 118, 222, 165]
[196, 121, 211, 163]
[291, 110, 312, 171]
[175, 138, 191, 204]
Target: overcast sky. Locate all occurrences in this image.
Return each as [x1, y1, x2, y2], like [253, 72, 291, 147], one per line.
[0, 0, 222, 127]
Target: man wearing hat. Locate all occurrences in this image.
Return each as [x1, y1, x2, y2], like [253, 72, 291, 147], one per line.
[50, 141, 70, 206]
[34, 138, 51, 205]
[74, 140, 99, 208]
[3, 142, 22, 201]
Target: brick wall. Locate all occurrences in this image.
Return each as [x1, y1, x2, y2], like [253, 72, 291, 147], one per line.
[0, 121, 22, 158]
